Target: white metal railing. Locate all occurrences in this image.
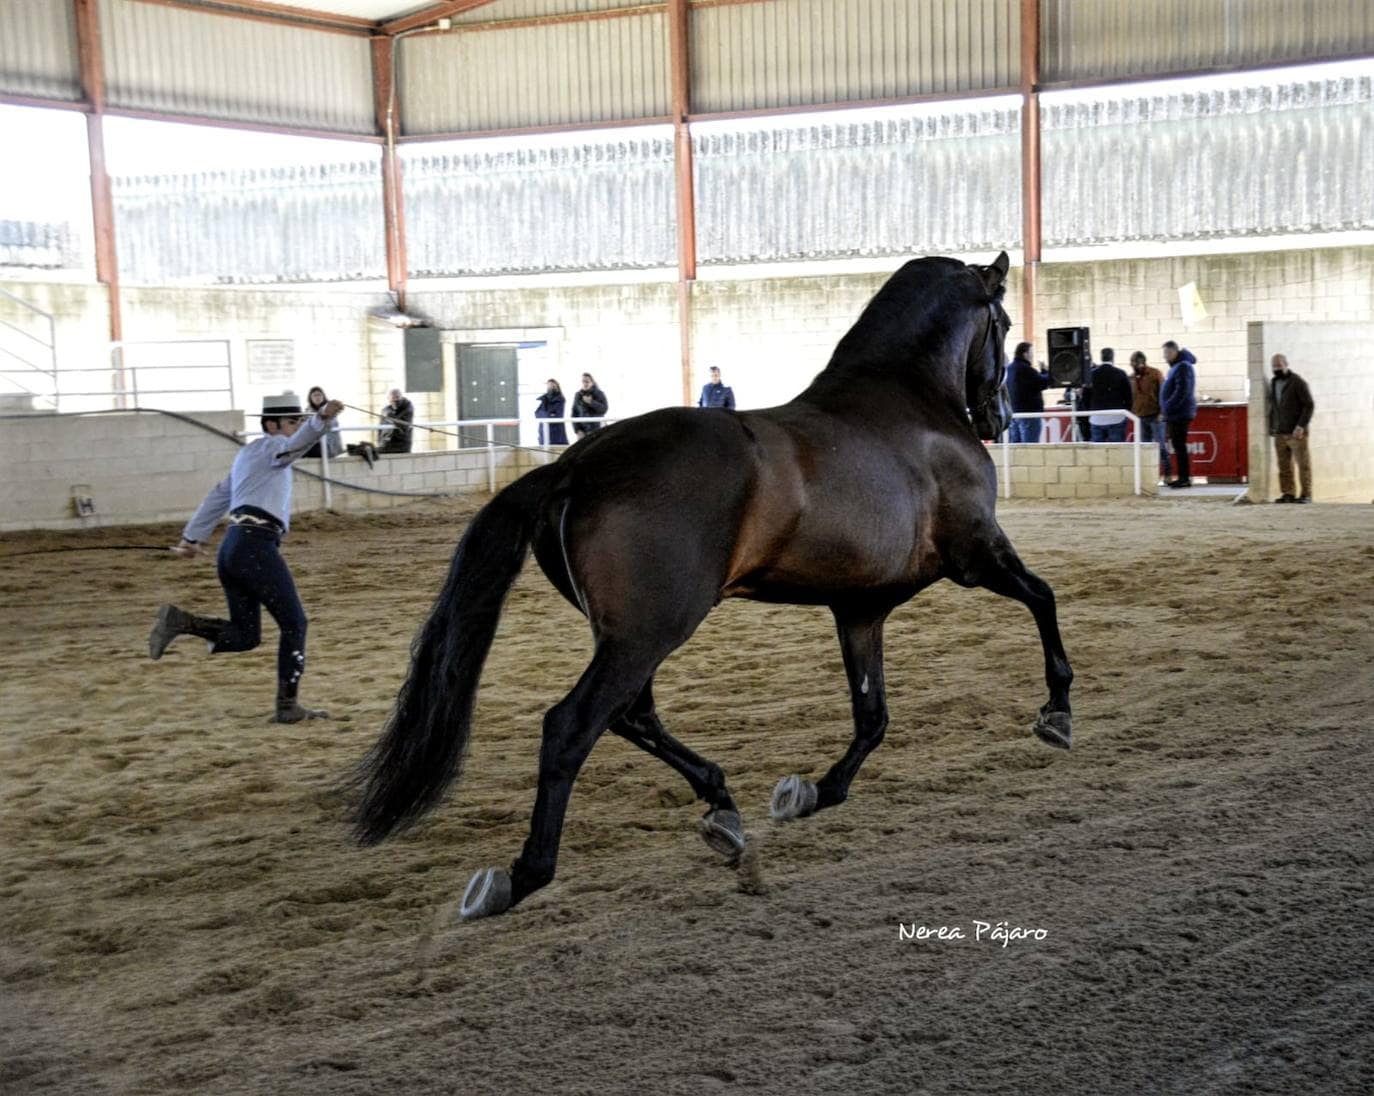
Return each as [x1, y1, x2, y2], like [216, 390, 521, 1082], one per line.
[997, 409, 1144, 498]
[110, 340, 234, 410]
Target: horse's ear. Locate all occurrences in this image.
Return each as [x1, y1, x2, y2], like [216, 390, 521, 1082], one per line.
[980, 251, 1010, 292]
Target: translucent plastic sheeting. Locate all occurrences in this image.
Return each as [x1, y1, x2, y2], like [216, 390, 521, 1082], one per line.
[694, 104, 1023, 265]
[401, 132, 676, 276]
[1041, 70, 1374, 246]
[113, 161, 386, 285]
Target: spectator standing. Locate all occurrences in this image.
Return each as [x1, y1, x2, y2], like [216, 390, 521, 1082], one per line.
[535, 379, 569, 446]
[1129, 351, 1167, 478]
[1266, 353, 1315, 503]
[1004, 342, 1051, 443]
[698, 366, 736, 410]
[378, 388, 414, 454]
[1085, 347, 1133, 443]
[572, 373, 609, 437]
[1160, 341, 1198, 488]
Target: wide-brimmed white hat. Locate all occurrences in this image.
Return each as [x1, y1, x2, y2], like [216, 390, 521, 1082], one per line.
[261, 391, 303, 415]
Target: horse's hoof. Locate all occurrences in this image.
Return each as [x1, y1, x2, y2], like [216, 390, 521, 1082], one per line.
[459, 867, 512, 921]
[770, 775, 818, 821]
[1032, 711, 1072, 750]
[699, 809, 746, 860]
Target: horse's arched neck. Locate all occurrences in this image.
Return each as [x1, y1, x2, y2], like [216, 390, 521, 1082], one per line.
[805, 327, 970, 410]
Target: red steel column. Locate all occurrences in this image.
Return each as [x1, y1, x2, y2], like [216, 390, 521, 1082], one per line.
[1020, 0, 1042, 347]
[373, 34, 408, 311]
[75, 0, 124, 396]
[669, 0, 696, 406]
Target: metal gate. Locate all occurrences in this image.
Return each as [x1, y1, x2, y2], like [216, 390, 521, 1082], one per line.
[456, 345, 518, 448]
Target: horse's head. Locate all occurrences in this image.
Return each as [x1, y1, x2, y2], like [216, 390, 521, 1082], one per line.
[966, 251, 1013, 441]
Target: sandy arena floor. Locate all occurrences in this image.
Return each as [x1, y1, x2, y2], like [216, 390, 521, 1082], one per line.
[2, 495, 1371, 1095]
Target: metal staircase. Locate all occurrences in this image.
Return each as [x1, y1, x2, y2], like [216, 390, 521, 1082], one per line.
[0, 287, 58, 412]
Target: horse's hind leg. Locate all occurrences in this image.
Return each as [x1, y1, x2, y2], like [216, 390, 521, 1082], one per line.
[459, 641, 656, 921]
[772, 610, 889, 822]
[611, 680, 744, 860]
[966, 534, 1074, 749]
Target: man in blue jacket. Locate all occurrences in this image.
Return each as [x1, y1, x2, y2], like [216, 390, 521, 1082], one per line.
[1004, 341, 1050, 443]
[1160, 340, 1198, 488]
[698, 366, 735, 410]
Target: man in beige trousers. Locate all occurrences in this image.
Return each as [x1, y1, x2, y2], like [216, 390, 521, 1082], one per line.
[1266, 353, 1315, 503]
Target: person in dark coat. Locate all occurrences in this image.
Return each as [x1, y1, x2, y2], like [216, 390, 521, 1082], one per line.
[571, 373, 609, 437]
[1004, 341, 1050, 443]
[1265, 353, 1315, 503]
[1085, 347, 1134, 442]
[378, 388, 414, 454]
[698, 366, 736, 410]
[534, 379, 569, 446]
[1160, 341, 1198, 487]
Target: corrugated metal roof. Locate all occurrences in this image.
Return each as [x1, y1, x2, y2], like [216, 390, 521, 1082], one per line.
[0, 0, 81, 102]
[691, 0, 1019, 115]
[400, 13, 669, 134]
[1041, 0, 1374, 86]
[101, 0, 377, 134]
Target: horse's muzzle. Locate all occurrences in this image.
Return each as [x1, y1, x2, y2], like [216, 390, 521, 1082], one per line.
[974, 385, 1013, 441]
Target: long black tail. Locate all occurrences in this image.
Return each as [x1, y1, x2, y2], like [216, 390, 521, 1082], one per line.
[351, 462, 563, 845]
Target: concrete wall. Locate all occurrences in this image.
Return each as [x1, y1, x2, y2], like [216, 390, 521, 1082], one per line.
[5, 242, 1373, 441]
[1245, 322, 1374, 504]
[1, 403, 1155, 534]
[14, 247, 1368, 532]
[290, 446, 555, 515]
[0, 409, 243, 531]
[0, 407, 559, 532]
[0, 279, 392, 425]
[996, 442, 1159, 500]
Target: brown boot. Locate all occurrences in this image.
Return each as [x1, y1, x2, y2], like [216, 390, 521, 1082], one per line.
[149, 604, 225, 659]
[273, 680, 329, 723]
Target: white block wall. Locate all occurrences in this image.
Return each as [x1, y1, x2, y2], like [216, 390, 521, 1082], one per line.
[0, 407, 561, 532]
[290, 446, 557, 515]
[1245, 321, 1374, 504]
[0, 409, 242, 531]
[5, 243, 1373, 452]
[993, 443, 1159, 500]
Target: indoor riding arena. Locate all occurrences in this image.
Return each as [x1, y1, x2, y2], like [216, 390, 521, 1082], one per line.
[3, 3, 1372, 1095]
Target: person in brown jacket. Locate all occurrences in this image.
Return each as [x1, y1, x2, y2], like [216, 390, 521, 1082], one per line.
[1266, 353, 1315, 503]
[1129, 351, 1166, 478]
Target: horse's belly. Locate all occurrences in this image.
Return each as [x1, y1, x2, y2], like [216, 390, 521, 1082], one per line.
[723, 528, 936, 600]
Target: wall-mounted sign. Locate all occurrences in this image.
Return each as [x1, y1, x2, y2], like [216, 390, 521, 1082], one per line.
[246, 339, 295, 386]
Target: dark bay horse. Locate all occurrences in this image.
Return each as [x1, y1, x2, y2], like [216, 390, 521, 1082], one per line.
[352, 251, 1073, 920]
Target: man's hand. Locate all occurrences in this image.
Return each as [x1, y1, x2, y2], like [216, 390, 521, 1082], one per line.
[1293, 425, 1306, 440]
[169, 539, 202, 559]
[320, 399, 345, 420]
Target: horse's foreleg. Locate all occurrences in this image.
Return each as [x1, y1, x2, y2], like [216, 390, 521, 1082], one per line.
[460, 643, 652, 921]
[772, 611, 889, 821]
[611, 681, 745, 860]
[974, 540, 1074, 749]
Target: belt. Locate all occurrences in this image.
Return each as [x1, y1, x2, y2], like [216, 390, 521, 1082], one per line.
[229, 509, 284, 535]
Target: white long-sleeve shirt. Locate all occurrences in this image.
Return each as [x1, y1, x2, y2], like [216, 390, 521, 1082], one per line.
[182, 413, 328, 541]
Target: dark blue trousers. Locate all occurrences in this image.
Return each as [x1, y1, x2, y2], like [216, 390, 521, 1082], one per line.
[213, 525, 307, 686]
